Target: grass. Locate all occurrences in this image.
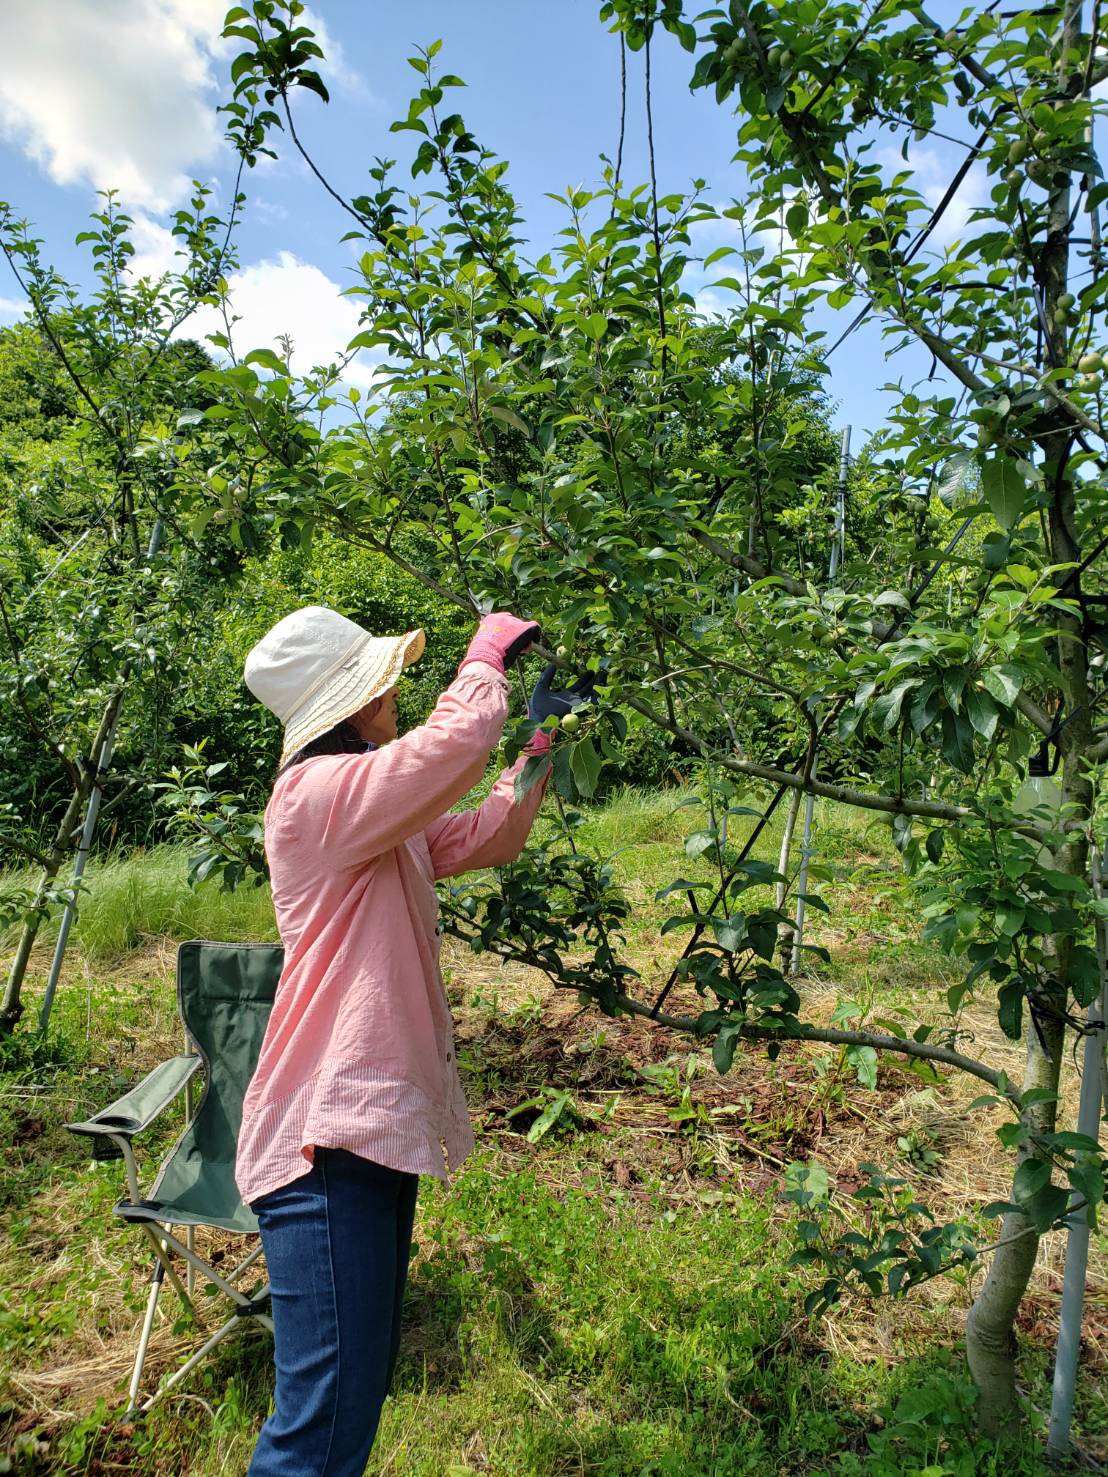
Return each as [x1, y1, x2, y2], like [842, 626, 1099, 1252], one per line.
[0, 784, 1105, 1474]
[1, 846, 279, 961]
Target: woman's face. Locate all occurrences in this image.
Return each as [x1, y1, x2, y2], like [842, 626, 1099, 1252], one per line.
[352, 685, 400, 745]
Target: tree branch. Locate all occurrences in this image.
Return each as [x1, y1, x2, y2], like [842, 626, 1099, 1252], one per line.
[0, 836, 51, 870]
[611, 991, 1021, 1105]
[690, 524, 808, 595]
[619, 686, 1060, 840]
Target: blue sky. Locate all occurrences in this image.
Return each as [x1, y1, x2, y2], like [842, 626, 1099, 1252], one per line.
[0, 0, 975, 442]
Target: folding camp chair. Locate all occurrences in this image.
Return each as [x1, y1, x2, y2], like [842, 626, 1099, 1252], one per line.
[66, 940, 283, 1417]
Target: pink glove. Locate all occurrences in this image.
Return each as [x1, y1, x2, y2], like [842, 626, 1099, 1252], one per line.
[458, 612, 541, 676]
[524, 727, 552, 756]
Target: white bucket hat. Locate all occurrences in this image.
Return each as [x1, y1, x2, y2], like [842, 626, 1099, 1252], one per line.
[244, 605, 425, 765]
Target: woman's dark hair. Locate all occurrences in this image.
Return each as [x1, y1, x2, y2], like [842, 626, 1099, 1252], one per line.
[276, 719, 369, 780]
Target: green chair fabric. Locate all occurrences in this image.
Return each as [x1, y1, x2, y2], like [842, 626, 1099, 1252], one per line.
[69, 1054, 201, 1140]
[119, 941, 283, 1234]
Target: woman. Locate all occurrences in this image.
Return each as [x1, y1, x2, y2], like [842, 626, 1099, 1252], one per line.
[236, 603, 585, 1476]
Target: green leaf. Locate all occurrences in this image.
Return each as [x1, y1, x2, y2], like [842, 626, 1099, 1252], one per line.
[243, 347, 288, 374]
[685, 829, 719, 860]
[654, 878, 709, 900]
[713, 1026, 740, 1074]
[527, 1094, 569, 1143]
[847, 1044, 878, 1089]
[1023, 1182, 1072, 1233]
[1068, 1162, 1105, 1223]
[965, 687, 1000, 742]
[568, 736, 603, 798]
[552, 742, 575, 801]
[487, 403, 531, 437]
[582, 312, 607, 340]
[873, 680, 916, 733]
[940, 710, 975, 773]
[1049, 1131, 1103, 1152]
[702, 246, 737, 268]
[1019, 1088, 1059, 1107]
[942, 667, 968, 712]
[980, 456, 1028, 531]
[784, 1161, 831, 1207]
[1065, 944, 1101, 1007]
[925, 829, 945, 864]
[1014, 1159, 1051, 1200]
[981, 664, 1025, 707]
[712, 915, 747, 953]
[995, 900, 1026, 937]
[514, 754, 551, 803]
[997, 1121, 1029, 1147]
[938, 449, 973, 507]
[997, 981, 1024, 1040]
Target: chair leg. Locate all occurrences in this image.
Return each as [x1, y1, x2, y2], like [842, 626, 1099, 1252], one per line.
[138, 1311, 247, 1413]
[125, 1259, 165, 1419]
[140, 1222, 201, 1325]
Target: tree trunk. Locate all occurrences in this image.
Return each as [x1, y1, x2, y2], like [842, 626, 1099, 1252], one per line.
[964, 0, 1091, 1434]
[965, 1017, 1064, 1437]
[0, 784, 85, 1034]
[0, 686, 123, 1034]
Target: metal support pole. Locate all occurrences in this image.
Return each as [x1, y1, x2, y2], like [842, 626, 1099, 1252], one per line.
[790, 788, 817, 975]
[1047, 845, 1108, 1460]
[790, 425, 848, 973]
[828, 426, 851, 582]
[38, 518, 164, 1033]
[126, 1260, 165, 1418]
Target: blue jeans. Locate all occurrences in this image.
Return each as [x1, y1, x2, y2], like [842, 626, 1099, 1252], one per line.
[247, 1149, 419, 1476]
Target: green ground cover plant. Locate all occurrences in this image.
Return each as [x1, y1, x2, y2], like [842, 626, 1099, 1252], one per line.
[1, 0, 1107, 1462]
[0, 792, 1104, 1473]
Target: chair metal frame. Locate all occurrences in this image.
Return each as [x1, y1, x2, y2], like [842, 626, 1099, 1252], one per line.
[66, 941, 281, 1417]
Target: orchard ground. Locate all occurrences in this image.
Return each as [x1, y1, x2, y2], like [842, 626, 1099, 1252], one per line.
[0, 787, 1105, 1476]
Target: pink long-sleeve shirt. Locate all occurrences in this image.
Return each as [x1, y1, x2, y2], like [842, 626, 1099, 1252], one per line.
[234, 660, 548, 1206]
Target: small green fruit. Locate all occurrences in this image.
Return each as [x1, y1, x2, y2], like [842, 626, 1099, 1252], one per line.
[555, 644, 570, 661]
[779, 47, 793, 68]
[1058, 292, 1076, 311]
[561, 711, 581, 734]
[767, 44, 783, 67]
[1079, 372, 1102, 390]
[1078, 351, 1104, 373]
[942, 28, 959, 46]
[1032, 128, 1050, 152]
[1026, 158, 1050, 185]
[1008, 139, 1028, 165]
[1005, 169, 1022, 189]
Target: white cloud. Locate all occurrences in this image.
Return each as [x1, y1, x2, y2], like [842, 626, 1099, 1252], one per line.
[0, 1, 361, 214]
[0, 0, 227, 212]
[254, 198, 290, 224]
[188, 250, 380, 389]
[874, 143, 990, 251]
[0, 297, 29, 320]
[692, 285, 732, 318]
[127, 215, 184, 281]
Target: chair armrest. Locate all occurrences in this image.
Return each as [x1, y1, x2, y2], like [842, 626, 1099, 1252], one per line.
[66, 1055, 202, 1141]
